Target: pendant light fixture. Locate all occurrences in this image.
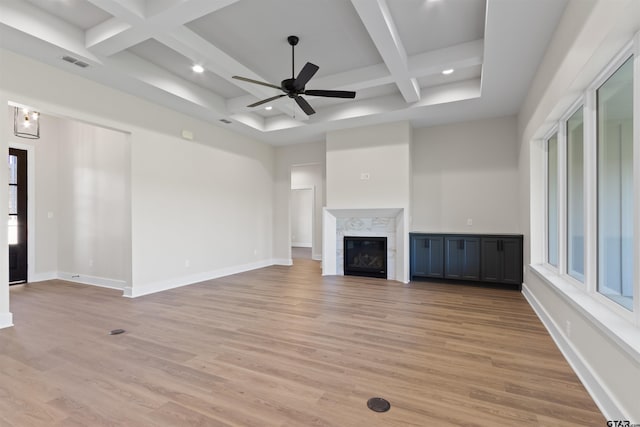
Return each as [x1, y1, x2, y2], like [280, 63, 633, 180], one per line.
[14, 107, 40, 139]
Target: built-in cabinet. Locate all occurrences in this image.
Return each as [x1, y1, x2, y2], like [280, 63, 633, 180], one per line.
[444, 236, 480, 280]
[410, 233, 523, 288]
[411, 235, 444, 278]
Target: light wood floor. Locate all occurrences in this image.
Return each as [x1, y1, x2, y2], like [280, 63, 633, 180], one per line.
[1, 259, 604, 426]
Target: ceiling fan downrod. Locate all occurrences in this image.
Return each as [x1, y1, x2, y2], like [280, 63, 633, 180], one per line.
[288, 35, 298, 79]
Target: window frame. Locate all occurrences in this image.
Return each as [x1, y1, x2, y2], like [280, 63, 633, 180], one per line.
[560, 97, 586, 287]
[544, 126, 560, 273]
[589, 43, 636, 320]
[541, 38, 639, 327]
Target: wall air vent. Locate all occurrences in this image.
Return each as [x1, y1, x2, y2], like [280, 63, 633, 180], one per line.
[219, 119, 232, 124]
[61, 55, 89, 68]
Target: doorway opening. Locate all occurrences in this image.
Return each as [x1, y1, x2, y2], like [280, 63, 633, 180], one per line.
[291, 188, 313, 260]
[290, 163, 322, 262]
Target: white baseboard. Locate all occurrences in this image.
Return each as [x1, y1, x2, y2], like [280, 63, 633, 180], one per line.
[57, 272, 126, 290]
[124, 259, 280, 298]
[272, 258, 293, 266]
[312, 254, 322, 261]
[0, 312, 14, 329]
[31, 271, 58, 282]
[292, 243, 312, 248]
[522, 283, 623, 421]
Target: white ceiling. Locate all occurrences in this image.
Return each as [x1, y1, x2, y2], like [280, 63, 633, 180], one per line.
[0, 0, 567, 145]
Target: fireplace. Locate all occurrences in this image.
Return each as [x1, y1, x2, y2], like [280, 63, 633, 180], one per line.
[343, 236, 387, 278]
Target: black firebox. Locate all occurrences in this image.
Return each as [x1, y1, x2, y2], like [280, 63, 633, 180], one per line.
[343, 236, 387, 279]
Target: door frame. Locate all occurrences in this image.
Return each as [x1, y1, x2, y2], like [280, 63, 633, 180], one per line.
[9, 142, 35, 283]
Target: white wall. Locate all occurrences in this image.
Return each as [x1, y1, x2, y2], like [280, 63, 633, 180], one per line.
[56, 118, 130, 287]
[412, 116, 519, 233]
[6, 111, 130, 288]
[326, 121, 411, 209]
[0, 48, 275, 304]
[325, 121, 411, 282]
[273, 141, 326, 263]
[291, 163, 323, 259]
[517, 0, 640, 421]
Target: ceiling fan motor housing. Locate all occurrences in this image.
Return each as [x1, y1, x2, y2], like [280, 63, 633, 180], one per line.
[281, 78, 301, 96]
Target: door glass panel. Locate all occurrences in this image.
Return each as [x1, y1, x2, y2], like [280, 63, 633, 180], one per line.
[597, 56, 634, 310]
[8, 216, 18, 245]
[8, 154, 17, 184]
[9, 186, 18, 215]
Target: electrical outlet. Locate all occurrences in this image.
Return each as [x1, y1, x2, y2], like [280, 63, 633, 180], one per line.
[185, 259, 190, 268]
[467, 218, 473, 226]
[360, 172, 370, 180]
[89, 259, 94, 267]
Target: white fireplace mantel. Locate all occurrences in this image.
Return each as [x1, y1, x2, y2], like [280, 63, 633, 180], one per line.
[322, 208, 408, 282]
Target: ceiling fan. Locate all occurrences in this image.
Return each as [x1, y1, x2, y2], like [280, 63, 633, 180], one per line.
[232, 35, 356, 115]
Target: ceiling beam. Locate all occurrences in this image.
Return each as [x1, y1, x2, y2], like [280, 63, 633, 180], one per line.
[85, 0, 241, 56]
[351, 0, 420, 103]
[0, 0, 100, 63]
[105, 50, 227, 113]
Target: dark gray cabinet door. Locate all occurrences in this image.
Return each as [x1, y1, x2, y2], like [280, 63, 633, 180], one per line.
[411, 235, 444, 278]
[481, 238, 501, 282]
[445, 237, 480, 280]
[500, 238, 522, 284]
[481, 237, 522, 284]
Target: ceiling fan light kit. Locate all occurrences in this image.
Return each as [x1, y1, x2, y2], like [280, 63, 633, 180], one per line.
[232, 35, 356, 115]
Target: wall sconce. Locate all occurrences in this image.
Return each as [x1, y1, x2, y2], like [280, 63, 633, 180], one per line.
[14, 107, 40, 139]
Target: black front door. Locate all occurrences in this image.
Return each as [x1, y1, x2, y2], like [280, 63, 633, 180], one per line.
[9, 148, 27, 284]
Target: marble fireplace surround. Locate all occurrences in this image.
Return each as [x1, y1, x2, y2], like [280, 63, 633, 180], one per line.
[322, 208, 406, 282]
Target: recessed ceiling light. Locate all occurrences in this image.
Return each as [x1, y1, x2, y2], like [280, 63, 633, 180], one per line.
[442, 69, 454, 75]
[265, 106, 273, 111]
[192, 64, 204, 73]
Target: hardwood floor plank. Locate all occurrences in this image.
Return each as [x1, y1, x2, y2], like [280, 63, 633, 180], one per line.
[0, 258, 604, 426]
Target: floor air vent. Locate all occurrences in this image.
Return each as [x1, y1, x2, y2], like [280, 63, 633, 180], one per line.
[367, 397, 390, 412]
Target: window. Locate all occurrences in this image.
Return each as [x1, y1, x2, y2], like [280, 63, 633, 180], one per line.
[567, 107, 584, 282]
[547, 133, 559, 267]
[596, 56, 634, 310]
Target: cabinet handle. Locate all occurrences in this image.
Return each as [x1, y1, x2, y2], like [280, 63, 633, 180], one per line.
[425, 239, 430, 249]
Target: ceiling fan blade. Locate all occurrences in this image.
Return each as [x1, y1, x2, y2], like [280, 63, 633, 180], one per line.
[293, 62, 319, 90]
[294, 95, 315, 115]
[304, 89, 356, 99]
[247, 94, 286, 108]
[232, 76, 282, 91]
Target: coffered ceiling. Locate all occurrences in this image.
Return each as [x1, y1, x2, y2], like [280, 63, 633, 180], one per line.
[0, 0, 567, 145]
